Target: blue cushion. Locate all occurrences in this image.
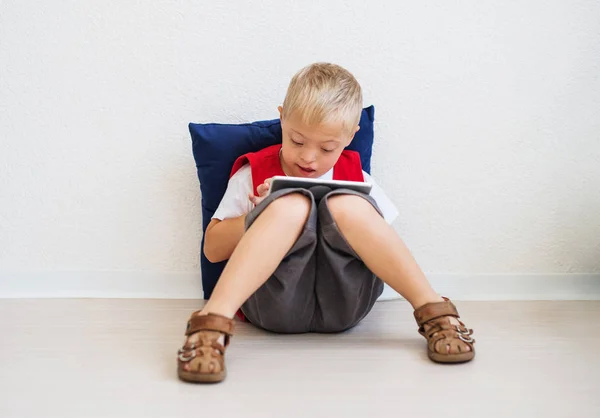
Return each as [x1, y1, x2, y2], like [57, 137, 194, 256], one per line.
[189, 105, 375, 298]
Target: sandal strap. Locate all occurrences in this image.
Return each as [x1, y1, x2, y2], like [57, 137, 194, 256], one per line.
[413, 297, 460, 327]
[185, 313, 235, 337]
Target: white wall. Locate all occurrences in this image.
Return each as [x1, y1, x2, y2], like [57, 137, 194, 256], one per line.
[1, 1, 599, 291]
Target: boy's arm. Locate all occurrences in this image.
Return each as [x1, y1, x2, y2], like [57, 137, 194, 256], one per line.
[203, 215, 247, 263]
[203, 178, 272, 263]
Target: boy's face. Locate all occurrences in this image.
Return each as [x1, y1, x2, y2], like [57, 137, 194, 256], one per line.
[278, 106, 359, 178]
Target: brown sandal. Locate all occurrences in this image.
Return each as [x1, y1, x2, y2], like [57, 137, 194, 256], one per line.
[177, 312, 235, 383]
[413, 298, 475, 363]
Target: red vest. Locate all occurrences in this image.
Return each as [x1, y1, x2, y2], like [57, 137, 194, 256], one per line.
[230, 144, 364, 193]
[229, 143, 364, 323]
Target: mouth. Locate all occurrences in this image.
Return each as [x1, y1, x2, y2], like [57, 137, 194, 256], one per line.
[297, 164, 317, 176]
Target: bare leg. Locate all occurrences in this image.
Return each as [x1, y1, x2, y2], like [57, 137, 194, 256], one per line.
[327, 194, 471, 353]
[179, 193, 311, 374]
[201, 192, 311, 317]
[327, 194, 441, 309]
[183, 192, 310, 356]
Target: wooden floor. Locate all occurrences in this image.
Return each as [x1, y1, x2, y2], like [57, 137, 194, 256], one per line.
[0, 299, 599, 418]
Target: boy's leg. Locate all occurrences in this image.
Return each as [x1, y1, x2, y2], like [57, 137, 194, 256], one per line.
[201, 192, 312, 318]
[326, 194, 441, 308]
[325, 193, 473, 356]
[178, 191, 314, 380]
[178, 191, 314, 381]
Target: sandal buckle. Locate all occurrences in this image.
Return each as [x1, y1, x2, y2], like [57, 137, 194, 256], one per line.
[454, 325, 474, 343]
[177, 343, 197, 362]
[457, 334, 474, 343]
[455, 325, 473, 335]
[178, 349, 197, 362]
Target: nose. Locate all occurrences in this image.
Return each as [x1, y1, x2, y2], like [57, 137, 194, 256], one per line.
[300, 150, 316, 164]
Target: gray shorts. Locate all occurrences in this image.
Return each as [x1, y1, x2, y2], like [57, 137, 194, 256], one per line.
[240, 187, 384, 334]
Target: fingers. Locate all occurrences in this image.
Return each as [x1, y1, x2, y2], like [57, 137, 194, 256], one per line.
[250, 178, 273, 207]
[257, 180, 271, 196]
[248, 193, 265, 207]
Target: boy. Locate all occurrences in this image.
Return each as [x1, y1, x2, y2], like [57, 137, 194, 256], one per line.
[177, 63, 475, 383]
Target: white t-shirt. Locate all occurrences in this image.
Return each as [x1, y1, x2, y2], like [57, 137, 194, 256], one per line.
[213, 164, 399, 224]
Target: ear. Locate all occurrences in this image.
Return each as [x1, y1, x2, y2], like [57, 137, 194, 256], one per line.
[278, 106, 283, 121]
[344, 125, 360, 147]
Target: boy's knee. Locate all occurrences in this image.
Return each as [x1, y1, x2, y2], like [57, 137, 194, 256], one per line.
[327, 194, 373, 222]
[266, 192, 312, 223]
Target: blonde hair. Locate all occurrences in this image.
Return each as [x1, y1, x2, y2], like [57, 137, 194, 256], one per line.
[281, 63, 363, 134]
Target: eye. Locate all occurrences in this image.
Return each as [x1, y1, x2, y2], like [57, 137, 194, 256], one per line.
[291, 139, 303, 146]
[322, 148, 335, 153]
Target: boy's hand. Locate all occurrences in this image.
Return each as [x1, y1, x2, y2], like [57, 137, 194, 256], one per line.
[248, 178, 272, 207]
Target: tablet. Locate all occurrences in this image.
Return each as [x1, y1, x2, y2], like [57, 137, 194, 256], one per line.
[268, 175, 372, 195]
